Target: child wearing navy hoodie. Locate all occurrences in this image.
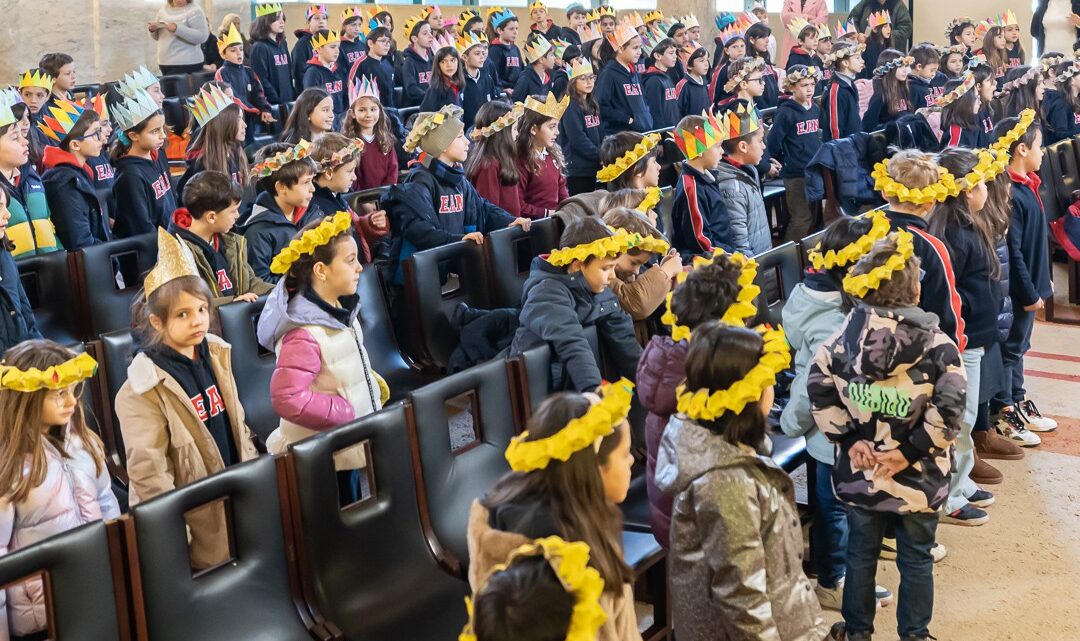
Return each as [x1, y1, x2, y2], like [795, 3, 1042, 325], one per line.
[514, 33, 556, 102]
[291, 5, 329, 93]
[349, 27, 397, 109]
[861, 49, 912, 133]
[303, 30, 346, 124]
[40, 101, 111, 249]
[937, 76, 985, 150]
[402, 17, 435, 107]
[307, 134, 389, 265]
[461, 35, 497, 127]
[249, 7, 294, 106]
[767, 66, 823, 243]
[676, 46, 712, 117]
[907, 43, 947, 110]
[642, 38, 680, 130]
[785, 22, 822, 74]
[110, 99, 175, 239]
[559, 60, 603, 195]
[596, 31, 653, 136]
[338, 7, 367, 69]
[821, 41, 865, 142]
[215, 26, 276, 141]
[487, 11, 524, 94]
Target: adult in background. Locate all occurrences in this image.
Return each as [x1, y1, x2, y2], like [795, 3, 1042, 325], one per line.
[1032, 0, 1080, 57]
[848, 0, 911, 53]
[780, 0, 830, 67]
[149, 0, 210, 75]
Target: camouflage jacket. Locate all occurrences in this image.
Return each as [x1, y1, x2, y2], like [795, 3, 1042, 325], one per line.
[808, 304, 967, 513]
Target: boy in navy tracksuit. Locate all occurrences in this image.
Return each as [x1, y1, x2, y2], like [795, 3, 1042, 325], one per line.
[303, 31, 346, 122]
[767, 66, 823, 242]
[514, 34, 555, 102]
[642, 65, 679, 130]
[596, 56, 654, 136]
[670, 113, 731, 257]
[291, 5, 330, 93]
[338, 9, 367, 69]
[907, 44, 947, 109]
[488, 25, 524, 93]
[463, 56, 497, 128]
[402, 19, 435, 107]
[349, 28, 396, 109]
[821, 42, 865, 142]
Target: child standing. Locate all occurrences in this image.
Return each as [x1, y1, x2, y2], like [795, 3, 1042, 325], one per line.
[979, 25, 1009, 88]
[670, 113, 730, 256]
[349, 26, 397, 109]
[244, 141, 319, 282]
[709, 28, 747, 105]
[560, 59, 603, 195]
[342, 79, 399, 191]
[745, 22, 779, 109]
[860, 11, 893, 79]
[338, 6, 367, 69]
[39, 99, 110, 250]
[642, 38, 680, 130]
[302, 30, 345, 123]
[38, 53, 75, 106]
[596, 21, 652, 135]
[937, 72, 985, 150]
[515, 93, 569, 218]
[280, 88, 335, 144]
[402, 14, 435, 107]
[785, 19, 822, 74]
[308, 134, 389, 264]
[821, 41, 865, 141]
[861, 50, 912, 132]
[0, 101, 56, 258]
[1042, 61, 1080, 143]
[561, 3, 588, 45]
[716, 106, 771, 256]
[215, 24, 276, 140]
[176, 99, 247, 199]
[173, 170, 274, 306]
[110, 88, 174, 238]
[999, 66, 1044, 119]
[487, 10, 523, 95]
[460, 33, 496, 127]
[908, 43, 947, 110]
[467, 101, 524, 214]
[529, 0, 563, 42]
[250, 4, 294, 106]
[767, 65, 823, 242]
[1003, 11, 1025, 69]
[515, 33, 556, 102]
[291, 4, 330, 93]
[421, 44, 466, 112]
[676, 45, 711, 117]
[17, 69, 52, 126]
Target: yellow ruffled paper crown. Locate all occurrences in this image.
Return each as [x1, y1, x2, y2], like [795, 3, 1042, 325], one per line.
[644, 10, 664, 24]
[530, 0, 547, 12]
[270, 211, 353, 275]
[547, 229, 664, 267]
[872, 160, 957, 205]
[218, 23, 244, 55]
[145, 228, 201, 299]
[524, 91, 570, 120]
[607, 18, 639, 49]
[661, 249, 759, 342]
[524, 33, 555, 64]
[808, 210, 891, 271]
[934, 70, 975, 108]
[187, 83, 233, 128]
[568, 57, 595, 81]
[842, 230, 915, 297]
[868, 10, 891, 30]
[955, 147, 1010, 192]
[470, 102, 524, 141]
[252, 139, 313, 178]
[455, 31, 488, 55]
[0, 352, 98, 393]
[18, 69, 53, 91]
[312, 29, 341, 49]
[990, 108, 1036, 154]
[638, 187, 661, 213]
[505, 379, 634, 472]
[458, 536, 606, 641]
[674, 110, 725, 161]
[596, 133, 659, 182]
[255, 2, 284, 18]
[787, 16, 813, 38]
[676, 325, 791, 421]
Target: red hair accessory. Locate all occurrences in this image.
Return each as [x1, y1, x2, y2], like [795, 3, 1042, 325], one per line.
[172, 208, 193, 229]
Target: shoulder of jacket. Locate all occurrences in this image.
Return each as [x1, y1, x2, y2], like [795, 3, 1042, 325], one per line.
[124, 352, 165, 396]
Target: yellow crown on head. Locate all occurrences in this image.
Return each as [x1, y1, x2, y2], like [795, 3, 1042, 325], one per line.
[403, 12, 428, 39]
[145, 228, 201, 300]
[458, 9, 480, 34]
[312, 29, 341, 49]
[585, 8, 602, 23]
[270, 211, 352, 275]
[341, 5, 364, 23]
[18, 69, 53, 91]
[868, 10, 891, 30]
[787, 16, 813, 38]
[530, 1, 547, 12]
[218, 23, 244, 55]
[1003, 10, 1018, 26]
[644, 10, 664, 24]
[524, 91, 569, 120]
[606, 18, 639, 49]
[255, 2, 283, 18]
[568, 57, 595, 81]
[0, 352, 98, 393]
[680, 14, 701, 29]
[843, 230, 915, 298]
[662, 249, 760, 341]
[597, 133, 659, 182]
[598, 5, 616, 18]
[524, 33, 554, 64]
[455, 31, 488, 54]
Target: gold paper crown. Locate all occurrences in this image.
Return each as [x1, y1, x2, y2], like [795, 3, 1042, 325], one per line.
[524, 33, 555, 64]
[868, 10, 891, 30]
[18, 69, 53, 91]
[808, 210, 891, 270]
[723, 56, 765, 94]
[252, 140, 313, 178]
[455, 31, 488, 54]
[37, 99, 92, 144]
[0, 352, 98, 393]
[585, 8, 602, 23]
[662, 249, 759, 341]
[989, 108, 1036, 154]
[187, 84, 233, 128]
[606, 18, 639, 49]
[459, 536, 607, 641]
[787, 16, 813, 38]
[598, 6, 616, 18]
[568, 57, 595, 81]
[218, 23, 244, 55]
[145, 228, 201, 299]
[403, 12, 428, 39]
[843, 230, 915, 297]
[784, 64, 822, 87]
[720, 103, 762, 140]
[524, 91, 569, 120]
[577, 24, 604, 43]
[934, 70, 976, 107]
[872, 160, 957, 205]
[458, 10, 481, 34]
[404, 104, 464, 153]
[529, 0, 547, 11]
[954, 147, 1010, 192]
[270, 211, 353, 275]
[341, 5, 364, 23]
[596, 133, 659, 183]
[644, 10, 664, 23]
[674, 109, 725, 161]
[470, 102, 524, 141]
[255, 3, 283, 18]
[505, 379, 634, 472]
[312, 29, 341, 49]
[675, 325, 791, 421]
[816, 22, 832, 39]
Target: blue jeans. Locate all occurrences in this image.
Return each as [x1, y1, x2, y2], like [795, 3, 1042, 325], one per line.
[843, 507, 939, 639]
[811, 461, 848, 588]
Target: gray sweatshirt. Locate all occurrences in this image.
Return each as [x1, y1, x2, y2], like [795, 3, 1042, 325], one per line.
[152, 3, 210, 67]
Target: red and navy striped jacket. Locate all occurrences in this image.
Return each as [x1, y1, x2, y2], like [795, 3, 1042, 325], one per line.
[821, 75, 861, 142]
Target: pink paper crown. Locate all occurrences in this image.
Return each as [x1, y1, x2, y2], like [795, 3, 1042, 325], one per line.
[349, 75, 380, 105]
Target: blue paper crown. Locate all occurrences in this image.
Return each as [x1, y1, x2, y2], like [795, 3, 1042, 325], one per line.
[491, 8, 517, 28]
[715, 13, 735, 30]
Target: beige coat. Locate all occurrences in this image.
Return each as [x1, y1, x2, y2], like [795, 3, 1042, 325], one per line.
[608, 265, 672, 346]
[466, 500, 642, 641]
[114, 334, 259, 569]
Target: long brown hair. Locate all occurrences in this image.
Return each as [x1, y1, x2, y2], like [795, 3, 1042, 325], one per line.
[0, 340, 107, 503]
[342, 96, 396, 155]
[132, 276, 214, 347]
[283, 221, 354, 295]
[481, 393, 634, 591]
[465, 101, 520, 185]
[433, 46, 466, 91]
[930, 148, 1001, 279]
[186, 103, 248, 188]
[568, 75, 598, 116]
[982, 26, 1008, 77]
[515, 105, 566, 173]
[873, 49, 909, 116]
[683, 322, 767, 448]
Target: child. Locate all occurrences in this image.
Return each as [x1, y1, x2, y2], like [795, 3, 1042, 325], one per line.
[717, 56, 765, 114]
[560, 59, 603, 195]
[945, 16, 978, 60]
[487, 9, 523, 94]
[0, 341, 119, 639]
[1003, 11, 1025, 69]
[657, 321, 828, 640]
[215, 24, 275, 139]
[716, 106, 771, 256]
[280, 87, 335, 144]
[402, 13, 435, 107]
[529, 0, 562, 42]
[0, 183, 40, 350]
[338, 6, 367, 69]
[17, 69, 52, 125]
[250, 4, 294, 106]
[342, 79, 399, 191]
[244, 141, 320, 282]
[642, 38, 680, 130]
[257, 213, 388, 504]
[999, 66, 1044, 119]
[467, 101, 525, 214]
[767, 65, 823, 242]
[821, 41, 865, 141]
[38, 52, 75, 105]
[860, 11, 893, 80]
[302, 30, 345, 123]
[709, 27, 748, 104]
[939, 45, 966, 80]
[515, 93, 569, 218]
[597, 7, 619, 38]
[349, 26, 397, 109]
[811, 232, 965, 641]
[110, 88, 174, 238]
[117, 230, 259, 569]
[515, 33, 556, 102]
[0, 101, 55, 261]
[937, 72, 984, 149]
[670, 113, 729, 257]
[785, 19, 821, 74]
[308, 133, 389, 264]
[561, 3, 589, 45]
[676, 45, 711, 117]
[816, 23, 834, 83]
[39, 99, 110, 250]
[1044, 61, 1080, 143]
[979, 25, 1009, 88]
[468, 384, 639, 638]
[460, 32, 496, 127]
[908, 43, 947, 109]
[745, 22, 779, 109]
[596, 21, 653, 136]
[176, 99, 247, 199]
[989, 114, 1056, 443]
[420, 45, 466, 111]
[862, 50, 912, 132]
[291, 4, 330, 93]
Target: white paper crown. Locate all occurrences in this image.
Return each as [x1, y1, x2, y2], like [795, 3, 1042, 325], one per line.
[117, 66, 160, 100]
[113, 88, 160, 132]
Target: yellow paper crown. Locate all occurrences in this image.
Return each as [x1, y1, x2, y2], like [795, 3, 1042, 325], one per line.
[674, 109, 726, 161]
[403, 12, 428, 39]
[816, 22, 832, 39]
[458, 536, 606, 641]
[548, 228, 662, 266]
[568, 57, 595, 81]
[218, 23, 244, 55]
[872, 160, 957, 205]
[455, 31, 488, 54]
[644, 10, 664, 23]
[270, 211, 353, 275]
[675, 325, 791, 421]
[585, 8, 602, 23]
[187, 83, 234, 128]
[470, 102, 524, 141]
[606, 18, 639, 49]
[0, 353, 98, 393]
[638, 187, 661, 213]
[989, 108, 1036, 154]
[524, 91, 569, 120]
[252, 139, 313, 178]
[18, 69, 53, 91]
[598, 6, 616, 18]
[954, 147, 1010, 193]
[145, 228, 201, 299]
[529, 1, 547, 12]
[458, 9, 481, 33]
[808, 210, 891, 270]
[312, 29, 341, 49]
[255, 2, 284, 18]
[505, 379, 634, 472]
[868, 10, 891, 30]
[842, 230, 915, 297]
[524, 33, 555, 64]
[1003, 10, 1018, 26]
[787, 16, 813, 38]
[661, 249, 760, 342]
[596, 133, 659, 182]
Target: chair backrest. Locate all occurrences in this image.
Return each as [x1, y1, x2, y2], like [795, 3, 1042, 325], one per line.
[216, 297, 278, 445]
[158, 74, 188, 99]
[402, 240, 493, 371]
[405, 358, 518, 576]
[799, 228, 828, 271]
[74, 233, 158, 338]
[508, 344, 552, 432]
[752, 242, 803, 327]
[0, 520, 129, 641]
[657, 187, 675, 239]
[286, 405, 470, 640]
[486, 217, 560, 308]
[125, 456, 315, 641]
[1044, 139, 1074, 222]
[347, 186, 391, 213]
[358, 264, 428, 400]
[96, 329, 134, 467]
[17, 250, 81, 345]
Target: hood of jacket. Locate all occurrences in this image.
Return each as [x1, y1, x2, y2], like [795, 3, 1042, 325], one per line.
[554, 188, 606, 224]
[636, 336, 688, 416]
[418, 156, 467, 189]
[126, 334, 231, 395]
[521, 255, 598, 307]
[714, 157, 759, 186]
[783, 275, 841, 345]
[244, 190, 303, 230]
[840, 303, 940, 382]
[403, 46, 431, 65]
[776, 94, 815, 118]
[257, 281, 361, 351]
[113, 153, 160, 174]
[41, 146, 94, 177]
[655, 415, 772, 496]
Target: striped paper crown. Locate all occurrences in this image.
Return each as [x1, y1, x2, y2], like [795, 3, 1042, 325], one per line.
[312, 29, 340, 49]
[114, 89, 160, 132]
[218, 24, 244, 55]
[456, 31, 488, 54]
[524, 33, 554, 64]
[37, 99, 91, 144]
[568, 57, 594, 80]
[607, 18, 639, 49]
[721, 104, 762, 140]
[349, 75, 380, 104]
[835, 19, 857, 39]
[117, 65, 159, 100]
[255, 3, 283, 18]
[674, 110, 725, 161]
[187, 84, 233, 128]
[868, 11, 891, 30]
[18, 69, 53, 91]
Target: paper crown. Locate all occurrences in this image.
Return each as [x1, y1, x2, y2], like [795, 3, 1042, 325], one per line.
[723, 56, 765, 94]
[568, 57, 595, 81]
[585, 8, 602, 23]
[1003, 9, 1019, 26]
[678, 44, 704, 65]
[721, 103, 762, 139]
[251, 140, 313, 179]
[255, 2, 283, 18]
[641, 28, 664, 55]
[114, 89, 160, 132]
[0, 87, 22, 109]
[551, 38, 570, 59]
[270, 211, 352, 275]
[306, 4, 328, 20]
[217, 24, 244, 55]
[455, 31, 488, 54]
[349, 75, 381, 104]
[935, 70, 976, 107]
[606, 18, 639, 49]
[680, 14, 700, 29]
[490, 8, 517, 29]
[524, 91, 569, 120]
[843, 230, 915, 297]
[78, 94, 108, 119]
[524, 33, 554, 63]
[626, 12, 645, 30]
[312, 29, 340, 49]
[145, 228, 201, 299]
[834, 19, 857, 39]
[720, 12, 758, 45]
[874, 55, 913, 78]
[784, 64, 821, 87]
[340, 5, 364, 23]
[529, 0, 546, 11]
[18, 69, 53, 91]
[403, 12, 428, 38]
[821, 41, 865, 66]
[433, 32, 456, 52]
[37, 99, 90, 144]
[674, 110, 725, 160]
[117, 65, 159, 100]
[577, 24, 604, 43]
[403, 104, 464, 153]
[596, 133, 659, 182]
[0, 100, 15, 129]
[868, 11, 891, 30]
[485, 6, 506, 19]
[0, 352, 98, 393]
[644, 10, 664, 23]
[186, 84, 233, 127]
[787, 16, 813, 38]
[816, 22, 832, 39]
[944, 16, 975, 39]
[470, 101, 524, 141]
[716, 13, 735, 30]
[458, 9, 481, 34]
[598, 6, 616, 18]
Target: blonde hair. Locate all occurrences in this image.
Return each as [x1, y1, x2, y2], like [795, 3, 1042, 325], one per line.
[602, 207, 662, 237]
[882, 149, 940, 206]
[219, 13, 242, 35]
[849, 235, 922, 308]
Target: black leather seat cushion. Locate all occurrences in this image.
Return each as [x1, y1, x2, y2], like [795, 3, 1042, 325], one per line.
[358, 266, 437, 400]
[770, 430, 809, 473]
[216, 297, 278, 445]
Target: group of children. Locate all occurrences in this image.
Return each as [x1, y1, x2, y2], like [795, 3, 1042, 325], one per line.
[0, 4, 1071, 641]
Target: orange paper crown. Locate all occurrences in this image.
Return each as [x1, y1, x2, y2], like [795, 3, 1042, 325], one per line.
[606, 18, 639, 49]
[674, 109, 726, 161]
[868, 11, 891, 30]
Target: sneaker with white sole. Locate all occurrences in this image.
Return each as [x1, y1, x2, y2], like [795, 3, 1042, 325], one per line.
[995, 409, 1041, 447]
[815, 578, 890, 611]
[876, 584, 894, 606]
[966, 489, 995, 508]
[942, 503, 989, 526]
[881, 538, 947, 563]
[1018, 399, 1058, 432]
[931, 542, 948, 563]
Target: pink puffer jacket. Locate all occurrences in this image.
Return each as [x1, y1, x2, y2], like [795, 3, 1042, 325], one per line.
[0, 429, 120, 637]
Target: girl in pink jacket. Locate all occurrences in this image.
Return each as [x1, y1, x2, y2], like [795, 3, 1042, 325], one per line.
[257, 212, 388, 506]
[0, 340, 119, 638]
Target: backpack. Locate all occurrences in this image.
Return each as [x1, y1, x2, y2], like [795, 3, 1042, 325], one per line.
[884, 113, 940, 152]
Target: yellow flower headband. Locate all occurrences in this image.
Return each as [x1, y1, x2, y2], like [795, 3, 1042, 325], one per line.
[637, 186, 661, 213]
[807, 210, 891, 271]
[675, 325, 790, 421]
[595, 133, 660, 183]
[269, 211, 353, 275]
[0, 352, 98, 392]
[547, 228, 665, 266]
[842, 229, 915, 297]
[661, 249, 759, 342]
[458, 536, 606, 641]
[871, 161, 957, 205]
[953, 147, 1010, 192]
[989, 108, 1036, 154]
[469, 102, 524, 141]
[504, 378, 634, 472]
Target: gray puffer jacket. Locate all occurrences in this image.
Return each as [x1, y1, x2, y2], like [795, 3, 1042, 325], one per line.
[655, 415, 828, 641]
[714, 160, 772, 256]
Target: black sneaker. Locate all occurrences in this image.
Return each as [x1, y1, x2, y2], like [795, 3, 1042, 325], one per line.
[942, 503, 989, 526]
[967, 489, 995, 508]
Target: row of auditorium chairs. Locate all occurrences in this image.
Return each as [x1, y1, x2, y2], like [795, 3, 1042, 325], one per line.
[1037, 137, 1080, 324]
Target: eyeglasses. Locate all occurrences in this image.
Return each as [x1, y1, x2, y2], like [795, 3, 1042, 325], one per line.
[48, 383, 84, 408]
[76, 127, 106, 141]
[374, 38, 392, 45]
[746, 77, 765, 84]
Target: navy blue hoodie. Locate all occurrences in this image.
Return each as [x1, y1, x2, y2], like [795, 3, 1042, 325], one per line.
[402, 47, 434, 107]
[1006, 171, 1054, 308]
[558, 100, 602, 178]
[821, 74, 861, 142]
[488, 41, 524, 90]
[216, 61, 273, 115]
[754, 60, 780, 110]
[304, 59, 346, 119]
[419, 78, 463, 113]
[290, 29, 315, 93]
[938, 120, 987, 150]
[560, 26, 581, 46]
[766, 96, 822, 179]
[671, 162, 733, 258]
[349, 54, 396, 109]
[1041, 89, 1080, 144]
[112, 152, 177, 239]
[513, 67, 552, 103]
[785, 48, 821, 73]
[642, 68, 680, 130]
[0, 246, 41, 353]
[338, 37, 367, 70]
[937, 219, 1003, 349]
[251, 37, 294, 105]
[551, 67, 569, 99]
[242, 190, 323, 283]
[676, 74, 711, 118]
[862, 92, 911, 133]
[463, 65, 498, 128]
[596, 61, 653, 136]
[41, 147, 111, 250]
[908, 72, 946, 110]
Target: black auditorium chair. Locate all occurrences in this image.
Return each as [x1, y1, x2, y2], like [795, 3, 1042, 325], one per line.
[285, 405, 470, 641]
[124, 456, 327, 641]
[799, 228, 828, 271]
[347, 186, 390, 213]
[357, 265, 436, 400]
[73, 233, 158, 339]
[0, 520, 131, 641]
[751, 241, 802, 328]
[17, 250, 81, 345]
[158, 74, 188, 99]
[485, 217, 561, 308]
[95, 329, 134, 470]
[656, 186, 675, 238]
[216, 297, 278, 445]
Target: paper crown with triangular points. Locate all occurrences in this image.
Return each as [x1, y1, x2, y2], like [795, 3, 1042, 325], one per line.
[217, 24, 244, 55]
[598, 6, 615, 18]
[641, 28, 663, 55]
[585, 8, 602, 23]
[186, 84, 233, 128]
[117, 66, 160, 100]
[787, 16, 814, 38]
[681, 14, 700, 29]
[78, 95, 108, 119]
[868, 11, 891, 30]
[113, 89, 160, 132]
[349, 75, 380, 105]
[524, 92, 569, 120]
[816, 22, 832, 40]
[306, 4, 328, 20]
[18, 69, 53, 91]
[577, 24, 604, 43]
[530, 1, 547, 12]
[0, 100, 15, 129]
[674, 109, 725, 160]
[490, 8, 517, 29]
[458, 9, 481, 34]
[0, 87, 22, 109]
[37, 99, 90, 144]
[721, 103, 762, 139]
[403, 12, 428, 38]
[568, 57, 594, 81]
[606, 18, 639, 49]
[341, 5, 364, 23]
[678, 44, 704, 65]
[255, 2, 283, 18]
[311, 29, 340, 48]
[524, 33, 554, 64]
[455, 31, 488, 54]
[1003, 10, 1018, 26]
[626, 12, 645, 29]
[644, 10, 664, 24]
[719, 12, 758, 45]
[835, 19, 857, 39]
[145, 228, 201, 300]
[432, 31, 455, 52]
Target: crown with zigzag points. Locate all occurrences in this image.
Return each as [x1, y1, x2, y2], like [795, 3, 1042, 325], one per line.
[186, 84, 233, 128]
[403, 12, 429, 39]
[524, 92, 569, 120]
[816, 22, 832, 40]
[117, 66, 159, 100]
[720, 12, 758, 45]
[18, 69, 53, 91]
[458, 9, 481, 34]
[868, 11, 891, 30]
[349, 75, 380, 105]
[524, 33, 554, 64]
[835, 19, 858, 39]
[568, 57, 594, 81]
[37, 99, 91, 144]
[255, 2, 283, 18]
[680, 14, 700, 29]
[598, 6, 616, 18]
[113, 89, 161, 132]
[1003, 10, 1018, 26]
[626, 12, 645, 29]
[218, 23, 244, 55]
[530, 1, 547, 12]
[721, 103, 762, 140]
[490, 8, 517, 29]
[606, 18, 639, 49]
[455, 31, 488, 54]
[674, 109, 725, 161]
[678, 44, 705, 65]
[78, 95, 108, 120]
[306, 4, 328, 20]
[311, 29, 340, 49]
[341, 5, 364, 23]
[0, 87, 22, 110]
[641, 28, 663, 55]
[644, 10, 664, 24]
[577, 23, 604, 43]
[787, 16, 813, 38]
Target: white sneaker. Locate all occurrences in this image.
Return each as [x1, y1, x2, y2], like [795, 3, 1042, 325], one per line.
[882, 538, 947, 563]
[1018, 399, 1058, 432]
[931, 542, 948, 563]
[996, 410, 1042, 447]
[815, 581, 843, 611]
